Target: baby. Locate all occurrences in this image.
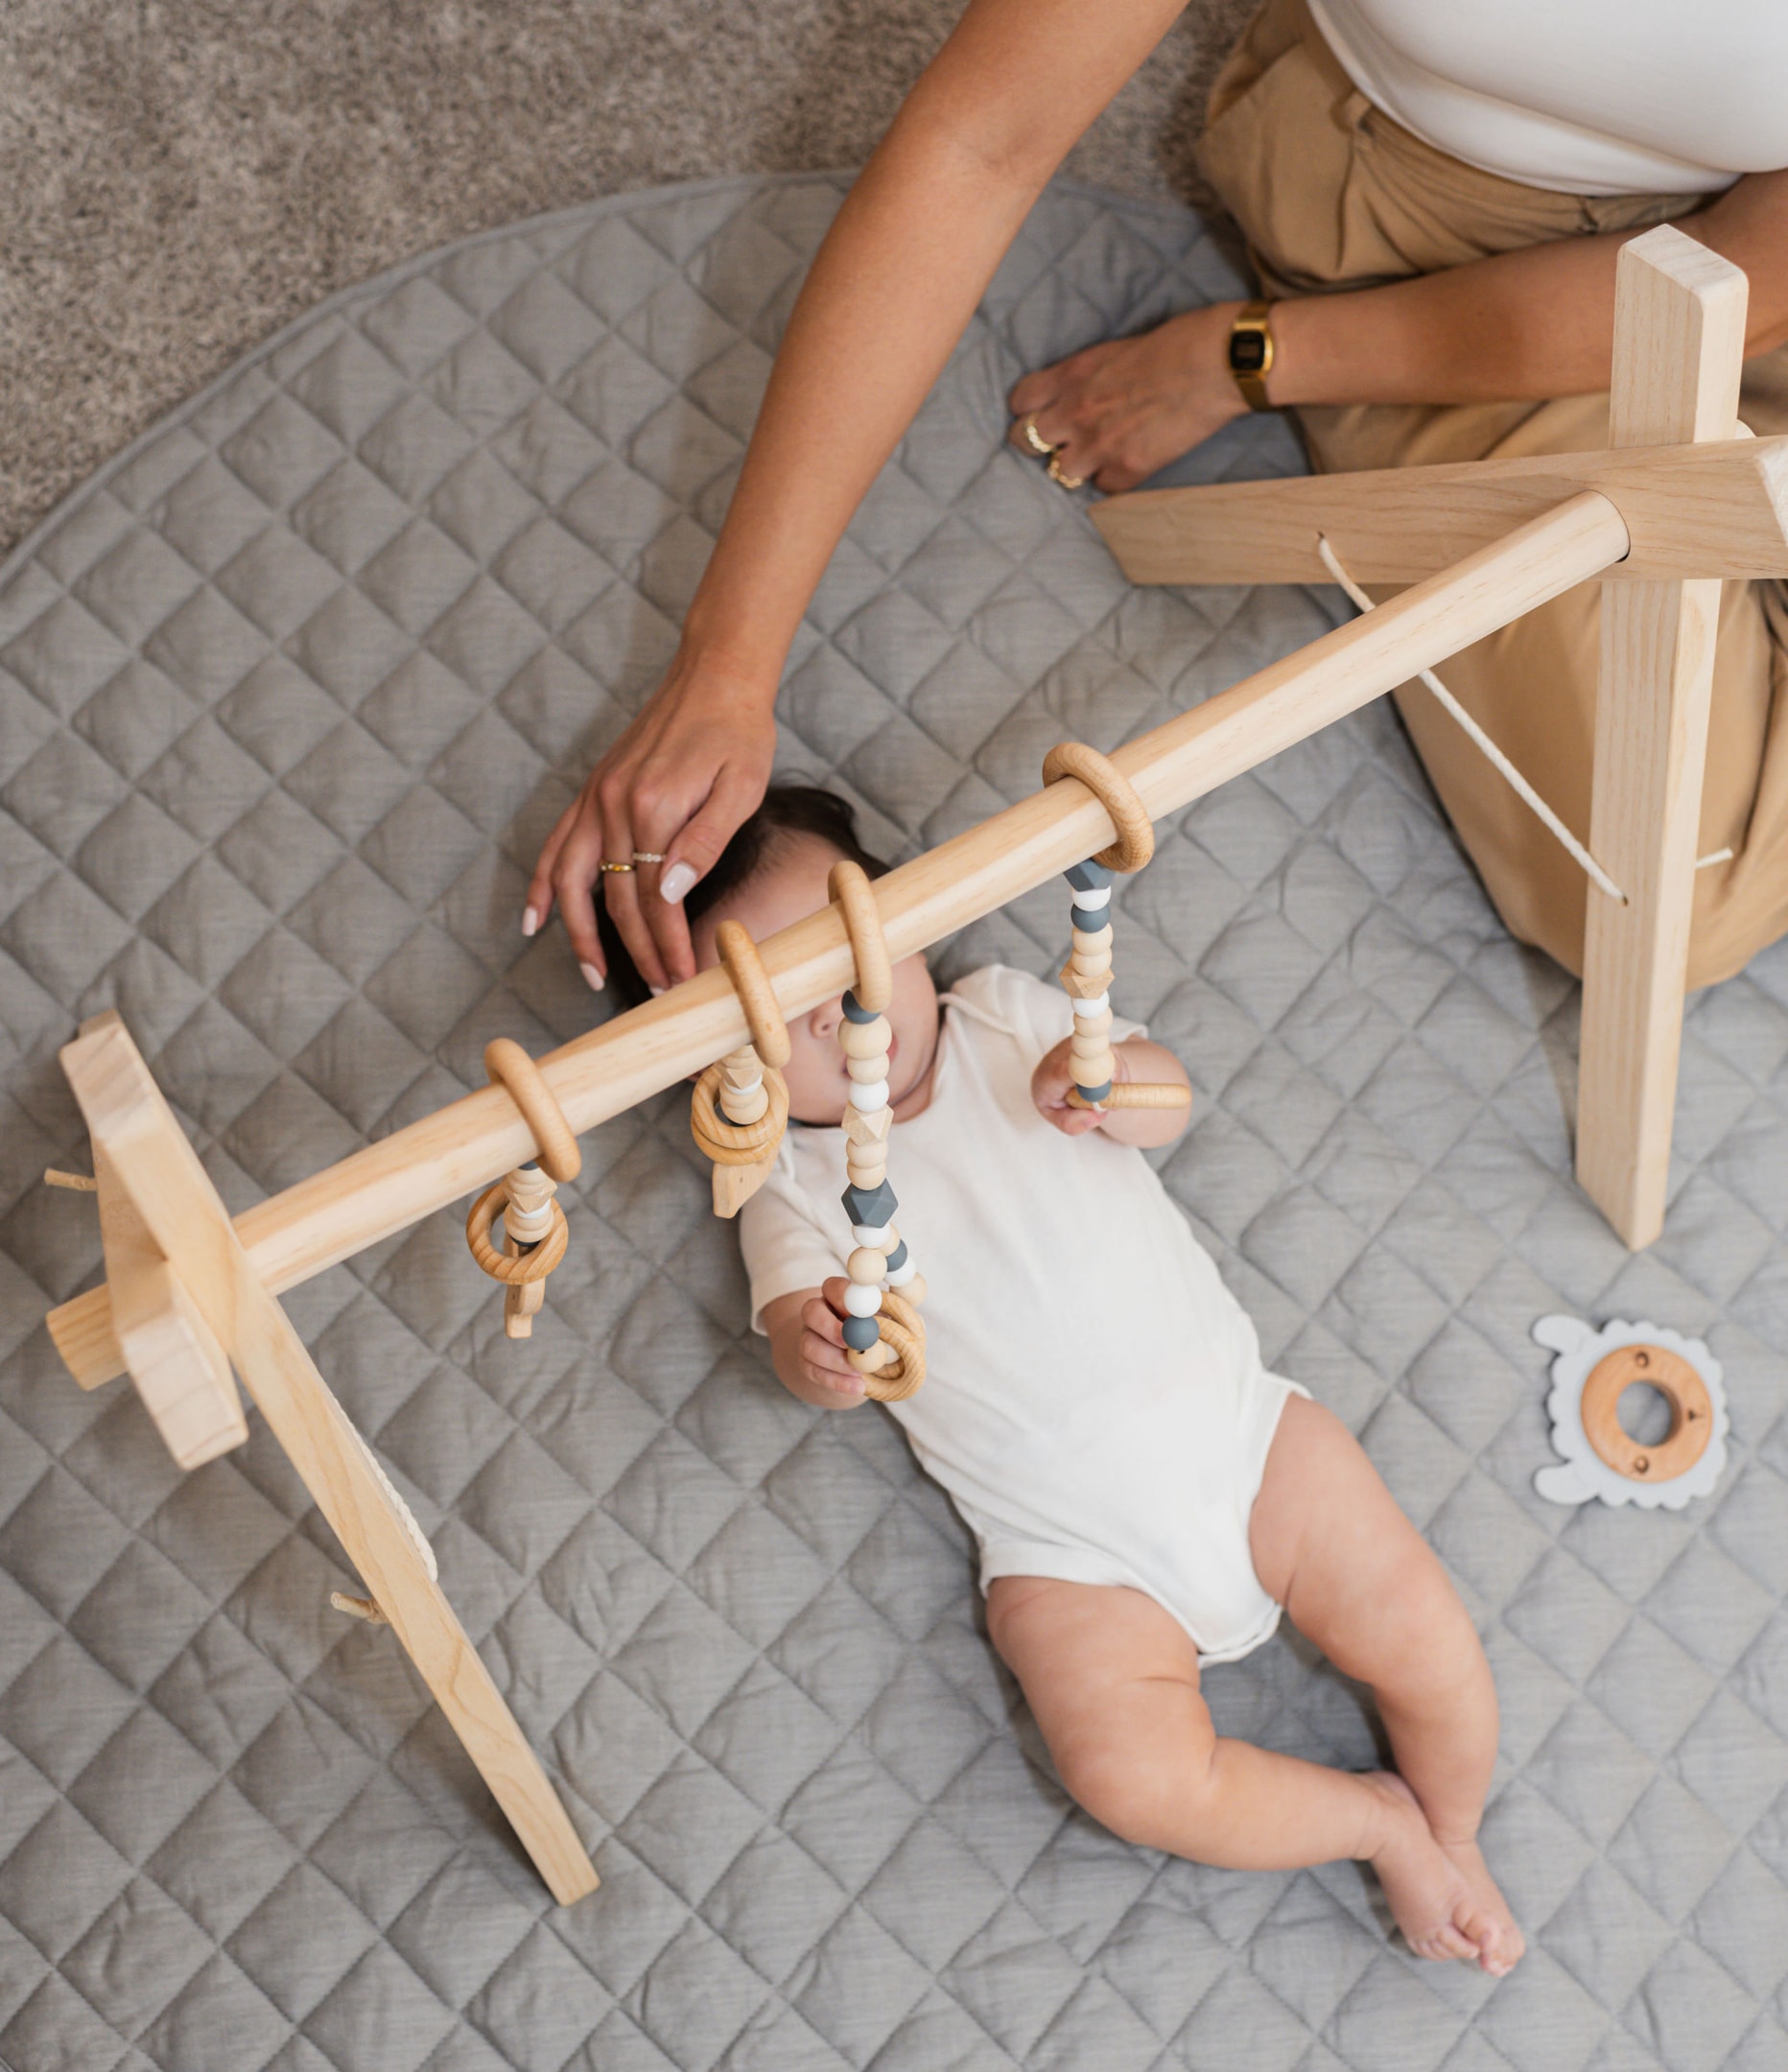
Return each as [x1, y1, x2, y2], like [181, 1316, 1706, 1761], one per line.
[602, 786, 1524, 1974]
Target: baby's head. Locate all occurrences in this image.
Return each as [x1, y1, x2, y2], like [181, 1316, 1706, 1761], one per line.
[598, 786, 939, 1124]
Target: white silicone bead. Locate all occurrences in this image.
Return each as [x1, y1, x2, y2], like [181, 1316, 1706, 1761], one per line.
[883, 1258, 917, 1288]
[1070, 991, 1111, 1018]
[843, 1283, 883, 1318]
[847, 1080, 890, 1113]
[852, 1222, 895, 1248]
[1070, 886, 1112, 912]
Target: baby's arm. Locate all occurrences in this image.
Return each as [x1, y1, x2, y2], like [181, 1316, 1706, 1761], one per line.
[762, 1283, 870, 1408]
[1032, 1034, 1191, 1148]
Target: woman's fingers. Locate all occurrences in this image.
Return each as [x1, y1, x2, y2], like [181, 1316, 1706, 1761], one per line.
[641, 766, 762, 985]
[524, 795, 581, 938]
[548, 805, 611, 992]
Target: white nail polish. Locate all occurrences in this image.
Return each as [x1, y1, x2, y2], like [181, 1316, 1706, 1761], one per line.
[580, 962, 605, 991]
[521, 906, 538, 938]
[659, 861, 697, 905]
[648, 985, 665, 998]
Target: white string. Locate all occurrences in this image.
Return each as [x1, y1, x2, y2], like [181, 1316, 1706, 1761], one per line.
[1317, 534, 1630, 904]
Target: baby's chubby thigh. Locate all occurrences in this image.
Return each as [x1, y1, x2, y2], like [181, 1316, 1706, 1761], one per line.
[986, 1575, 1213, 1849]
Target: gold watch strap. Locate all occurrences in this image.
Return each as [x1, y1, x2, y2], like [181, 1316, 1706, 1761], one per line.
[1228, 299, 1276, 412]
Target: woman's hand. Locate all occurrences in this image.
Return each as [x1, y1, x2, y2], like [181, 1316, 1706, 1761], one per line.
[524, 648, 778, 994]
[1008, 302, 1252, 494]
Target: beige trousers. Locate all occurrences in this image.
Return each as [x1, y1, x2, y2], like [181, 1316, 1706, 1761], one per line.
[1195, 0, 1788, 986]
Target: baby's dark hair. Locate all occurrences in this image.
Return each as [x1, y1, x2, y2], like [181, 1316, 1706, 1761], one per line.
[597, 784, 890, 1008]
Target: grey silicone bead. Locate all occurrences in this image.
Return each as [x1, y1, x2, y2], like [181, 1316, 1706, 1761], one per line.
[842, 1314, 881, 1352]
[883, 1239, 908, 1274]
[1076, 1078, 1114, 1104]
[841, 990, 880, 1024]
[1064, 859, 1114, 892]
[841, 1180, 899, 1225]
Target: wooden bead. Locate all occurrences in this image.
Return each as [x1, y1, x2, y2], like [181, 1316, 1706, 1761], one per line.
[842, 1104, 894, 1146]
[901, 1274, 926, 1309]
[847, 1247, 886, 1284]
[719, 1048, 763, 1089]
[847, 1162, 888, 1191]
[840, 1019, 891, 1060]
[1070, 1007, 1115, 1042]
[1073, 1051, 1115, 1086]
[720, 1081, 770, 1124]
[1060, 959, 1112, 998]
[848, 1335, 896, 1376]
[1071, 924, 1114, 957]
[846, 1053, 889, 1084]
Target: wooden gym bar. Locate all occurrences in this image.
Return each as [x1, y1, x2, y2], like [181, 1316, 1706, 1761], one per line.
[49, 487, 1630, 1391]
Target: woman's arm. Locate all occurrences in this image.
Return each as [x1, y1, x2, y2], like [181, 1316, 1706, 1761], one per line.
[1014, 169, 1788, 491]
[528, 0, 1189, 993]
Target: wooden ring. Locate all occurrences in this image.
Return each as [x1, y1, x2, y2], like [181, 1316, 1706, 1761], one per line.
[691, 1062, 790, 1163]
[829, 859, 892, 1013]
[715, 920, 791, 1069]
[466, 1183, 570, 1284]
[1067, 1081, 1192, 1111]
[855, 1290, 926, 1402]
[1042, 742, 1155, 873]
[1580, 1342, 1714, 1484]
[483, 1038, 582, 1182]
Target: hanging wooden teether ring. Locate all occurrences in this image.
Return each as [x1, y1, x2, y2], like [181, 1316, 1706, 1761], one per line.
[483, 1038, 582, 1182]
[717, 918, 792, 1069]
[465, 1185, 569, 1283]
[857, 1288, 926, 1402]
[829, 859, 893, 1012]
[1041, 741, 1155, 873]
[1043, 742, 1189, 1114]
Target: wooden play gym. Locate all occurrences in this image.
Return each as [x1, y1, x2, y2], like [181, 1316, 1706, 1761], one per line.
[38, 227, 1787, 1901]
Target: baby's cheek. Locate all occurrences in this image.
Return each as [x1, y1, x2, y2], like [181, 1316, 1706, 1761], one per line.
[780, 1029, 846, 1122]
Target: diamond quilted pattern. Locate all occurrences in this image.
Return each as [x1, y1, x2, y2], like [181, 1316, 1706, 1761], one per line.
[4, 169, 1787, 2072]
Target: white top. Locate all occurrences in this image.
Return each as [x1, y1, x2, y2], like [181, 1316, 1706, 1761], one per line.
[739, 965, 1300, 1661]
[1309, 0, 1788, 196]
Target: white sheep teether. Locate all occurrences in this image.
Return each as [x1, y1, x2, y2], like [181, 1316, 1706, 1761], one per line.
[1533, 1315, 1728, 1510]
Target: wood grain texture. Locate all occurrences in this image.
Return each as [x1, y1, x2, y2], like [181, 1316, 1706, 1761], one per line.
[93, 1134, 246, 1471]
[60, 1013, 599, 1906]
[1576, 226, 1748, 1247]
[50, 489, 1630, 1387]
[1092, 433, 1787, 586]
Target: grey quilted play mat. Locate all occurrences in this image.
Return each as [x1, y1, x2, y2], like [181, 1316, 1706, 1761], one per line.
[3, 168, 1786, 2072]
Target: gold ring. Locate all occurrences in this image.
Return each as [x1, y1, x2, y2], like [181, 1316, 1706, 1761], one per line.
[631, 851, 666, 865]
[1047, 454, 1085, 491]
[1022, 415, 1056, 458]
[598, 859, 635, 874]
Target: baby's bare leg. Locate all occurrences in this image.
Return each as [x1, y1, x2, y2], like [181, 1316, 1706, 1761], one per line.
[987, 1577, 1416, 1872]
[1249, 1394, 1524, 1973]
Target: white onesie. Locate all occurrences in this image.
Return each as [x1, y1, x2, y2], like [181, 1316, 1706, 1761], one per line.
[740, 964, 1306, 1663]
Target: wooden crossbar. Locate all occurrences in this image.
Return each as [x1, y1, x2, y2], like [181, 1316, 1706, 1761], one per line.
[48, 485, 1630, 1389]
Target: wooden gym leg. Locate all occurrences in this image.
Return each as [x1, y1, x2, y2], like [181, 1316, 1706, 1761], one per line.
[60, 1014, 599, 1906]
[1576, 226, 1749, 1247]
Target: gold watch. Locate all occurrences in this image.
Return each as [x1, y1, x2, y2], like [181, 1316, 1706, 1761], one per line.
[1227, 300, 1276, 411]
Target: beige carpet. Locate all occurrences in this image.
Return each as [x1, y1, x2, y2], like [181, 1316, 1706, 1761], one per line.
[0, 0, 1254, 558]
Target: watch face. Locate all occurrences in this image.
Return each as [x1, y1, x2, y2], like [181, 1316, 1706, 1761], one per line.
[1230, 332, 1268, 373]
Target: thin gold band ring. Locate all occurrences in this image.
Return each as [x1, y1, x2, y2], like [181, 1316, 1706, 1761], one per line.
[1022, 415, 1055, 457]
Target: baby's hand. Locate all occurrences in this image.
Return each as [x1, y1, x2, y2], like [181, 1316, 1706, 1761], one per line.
[798, 1280, 870, 1405]
[1032, 1036, 1112, 1136]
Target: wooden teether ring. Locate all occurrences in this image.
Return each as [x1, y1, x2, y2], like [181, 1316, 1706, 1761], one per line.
[1580, 1342, 1713, 1483]
[690, 1060, 790, 1162]
[1042, 742, 1155, 873]
[483, 1038, 581, 1183]
[716, 920, 791, 1069]
[466, 1183, 569, 1283]
[829, 859, 892, 1013]
[857, 1300, 926, 1402]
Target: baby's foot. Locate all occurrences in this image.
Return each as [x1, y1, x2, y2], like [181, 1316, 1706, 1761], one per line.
[1364, 1775, 1523, 1975]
